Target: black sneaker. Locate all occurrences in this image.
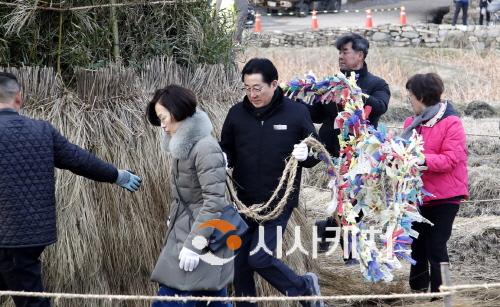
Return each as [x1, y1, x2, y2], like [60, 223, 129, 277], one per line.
[315, 217, 339, 254]
[316, 218, 331, 253]
[343, 258, 360, 266]
[303, 272, 324, 307]
[410, 288, 428, 293]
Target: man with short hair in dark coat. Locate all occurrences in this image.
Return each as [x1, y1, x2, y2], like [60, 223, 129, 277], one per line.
[308, 33, 390, 157]
[220, 58, 323, 307]
[0, 72, 142, 307]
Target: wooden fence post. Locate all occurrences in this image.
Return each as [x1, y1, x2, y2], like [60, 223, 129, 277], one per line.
[440, 262, 453, 307]
[110, 0, 121, 64]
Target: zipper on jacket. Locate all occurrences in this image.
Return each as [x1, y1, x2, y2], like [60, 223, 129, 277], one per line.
[257, 119, 264, 197]
[175, 160, 180, 199]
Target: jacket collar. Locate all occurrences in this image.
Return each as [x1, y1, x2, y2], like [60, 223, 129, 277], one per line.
[162, 109, 213, 160]
[0, 108, 19, 115]
[341, 62, 368, 81]
[423, 101, 459, 127]
[242, 87, 284, 120]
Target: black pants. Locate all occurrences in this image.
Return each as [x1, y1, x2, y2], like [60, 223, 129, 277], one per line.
[316, 210, 364, 258]
[233, 206, 310, 307]
[0, 246, 50, 307]
[452, 2, 469, 25]
[479, 4, 491, 25]
[409, 204, 459, 293]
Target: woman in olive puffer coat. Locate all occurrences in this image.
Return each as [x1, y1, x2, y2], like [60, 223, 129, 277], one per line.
[146, 85, 233, 307]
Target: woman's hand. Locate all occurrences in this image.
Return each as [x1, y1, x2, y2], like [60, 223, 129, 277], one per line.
[178, 247, 200, 272]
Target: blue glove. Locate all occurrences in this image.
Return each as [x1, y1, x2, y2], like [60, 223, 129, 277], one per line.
[115, 170, 142, 192]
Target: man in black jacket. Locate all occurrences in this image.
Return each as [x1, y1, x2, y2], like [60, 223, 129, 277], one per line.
[308, 33, 390, 157]
[0, 72, 141, 307]
[308, 34, 391, 258]
[220, 58, 323, 307]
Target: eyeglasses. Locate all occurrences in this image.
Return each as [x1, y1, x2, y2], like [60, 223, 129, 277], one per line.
[406, 93, 414, 104]
[241, 85, 264, 94]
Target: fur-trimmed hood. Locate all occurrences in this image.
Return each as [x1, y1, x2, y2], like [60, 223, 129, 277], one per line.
[162, 110, 213, 160]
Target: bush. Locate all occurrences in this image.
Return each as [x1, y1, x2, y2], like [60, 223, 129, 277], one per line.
[0, 0, 237, 80]
[464, 101, 497, 119]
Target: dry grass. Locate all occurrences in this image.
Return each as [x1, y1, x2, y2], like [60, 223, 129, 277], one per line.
[240, 46, 500, 108]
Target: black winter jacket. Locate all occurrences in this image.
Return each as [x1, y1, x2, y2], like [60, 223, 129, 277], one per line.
[220, 88, 318, 213]
[307, 63, 390, 156]
[0, 109, 118, 247]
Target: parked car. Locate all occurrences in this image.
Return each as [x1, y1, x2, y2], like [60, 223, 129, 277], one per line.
[265, 0, 341, 16]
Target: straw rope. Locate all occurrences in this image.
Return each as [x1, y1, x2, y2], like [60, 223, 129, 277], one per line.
[0, 290, 453, 302]
[461, 198, 500, 204]
[229, 136, 334, 222]
[0, 1, 193, 11]
[3, 282, 500, 302]
[386, 125, 500, 138]
[0, 1, 405, 15]
[441, 282, 500, 292]
[303, 185, 500, 204]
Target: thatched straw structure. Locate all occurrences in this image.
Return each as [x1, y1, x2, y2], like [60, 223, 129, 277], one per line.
[0, 60, 319, 307]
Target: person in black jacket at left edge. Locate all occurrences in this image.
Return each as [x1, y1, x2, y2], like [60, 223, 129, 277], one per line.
[0, 72, 142, 307]
[306, 34, 391, 261]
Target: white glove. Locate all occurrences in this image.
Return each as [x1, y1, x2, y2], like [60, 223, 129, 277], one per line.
[179, 247, 200, 272]
[292, 142, 309, 162]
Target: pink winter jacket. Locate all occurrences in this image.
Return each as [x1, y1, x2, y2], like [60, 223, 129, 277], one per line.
[403, 103, 469, 205]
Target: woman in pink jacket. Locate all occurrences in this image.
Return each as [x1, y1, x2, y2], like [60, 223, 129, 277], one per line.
[401, 73, 468, 293]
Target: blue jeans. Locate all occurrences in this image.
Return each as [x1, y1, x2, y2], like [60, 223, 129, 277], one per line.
[152, 284, 232, 307]
[452, 2, 468, 25]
